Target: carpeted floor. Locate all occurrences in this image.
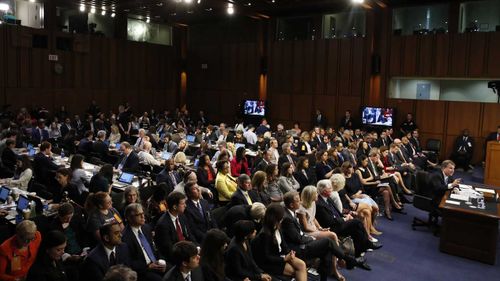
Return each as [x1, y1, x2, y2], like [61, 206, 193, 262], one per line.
[338, 167, 500, 281]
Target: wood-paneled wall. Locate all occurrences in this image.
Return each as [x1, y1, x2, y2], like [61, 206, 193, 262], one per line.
[266, 38, 367, 129]
[0, 25, 179, 115]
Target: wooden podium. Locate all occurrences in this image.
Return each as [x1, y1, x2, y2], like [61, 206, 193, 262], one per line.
[485, 141, 500, 186]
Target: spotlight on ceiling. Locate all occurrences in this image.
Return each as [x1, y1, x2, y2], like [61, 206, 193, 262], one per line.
[90, 6, 96, 14]
[146, 16, 150, 23]
[184, 0, 193, 3]
[352, 0, 364, 4]
[79, 4, 85, 12]
[111, 12, 116, 17]
[227, 3, 234, 15]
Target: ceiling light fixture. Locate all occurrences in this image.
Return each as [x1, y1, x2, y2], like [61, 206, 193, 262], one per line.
[184, 0, 193, 3]
[227, 3, 234, 15]
[79, 4, 85, 12]
[146, 16, 150, 23]
[0, 3, 8, 11]
[352, 0, 364, 4]
[245, 2, 251, 6]
[111, 12, 116, 17]
[90, 6, 96, 14]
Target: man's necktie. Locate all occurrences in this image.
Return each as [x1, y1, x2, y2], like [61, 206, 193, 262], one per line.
[138, 230, 157, 262]
[170, 172, 177, 186]
[185, 273, 191, 281]
[109, 251, 116, 265]
[196, 202, 204, 217]
[243, 192, 252, 205]
[176, 218, 185, 241]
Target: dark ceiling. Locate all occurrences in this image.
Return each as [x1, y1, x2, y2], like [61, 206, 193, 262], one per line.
[54, 0, 451, 25]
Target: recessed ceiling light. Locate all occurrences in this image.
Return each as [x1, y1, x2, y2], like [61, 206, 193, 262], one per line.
[245, 2, 252, 6]
[111, 12, 115, 17]
[170, 12, 177, 16]
[205, 7, 212, 11]
[352, 0, 364, 3]
[157, 2, 163, 6]
[79, 4, 85, 12]
[90, 6, 96, 13]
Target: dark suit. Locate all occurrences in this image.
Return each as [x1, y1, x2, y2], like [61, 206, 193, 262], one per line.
[225, 238, 265, 281]
[278, 154, 297, 171]
[60, 123, 72, 138]
[31, 128, 49, 144]
[451, 135, 474, 170]
[429, 171, 453, 208]
[228, 189, 260, 208]
[163, 266, 204, 281]
[250, 230, 288, 275]
[1, 147, 16, 175]
[339, 117, 354, 129]
[156, 169, 181, 194]
[115, 151, 140, 173]
[33, 152, 60, 185]
[78, 138, 94, 155]
[122, 225, 162, 281]
[313, 114, 328, 128]
[154, 212, 191, 261]
[184, 199, 217, 244]
[92, 140, 109, 161]
[221, 205, 259, 237]
[315, 196, 371, 257]
[81, 243, 131, 281]
[293, 169, 314, 191]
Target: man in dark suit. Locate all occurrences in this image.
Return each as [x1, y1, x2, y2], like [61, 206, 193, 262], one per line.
[339, 109, 355, 130]
[229, 174, 260, 208]
[60, 118, 73, 138]
[253, 150, 271, 174]
[313, 109, 328, 128]
[78, 130, 95, 156]
[154, 192, 191, 262]
[93, 130, 110, 161]
[81, 222, 131, 281]
[451, 129, 474, 171]
[33, 141, 60, 186]
[31, 120, 49, 145]
[123, 203, 165, 281]
[315, 180, 381, 257]
[72, 114, 85, 136]
[341, 143, 358, 167]
[429, 160, 460, 209]
[84, 115, 96, 134]
[184, 182, 217, 244]
[115, 141, 140, 173]
[156, 160, 181, 194]
[278, 143, 297, 171]
[163, 241, 204, 281]
[281, 192, 370, 280]
[1, 139, 16, 177]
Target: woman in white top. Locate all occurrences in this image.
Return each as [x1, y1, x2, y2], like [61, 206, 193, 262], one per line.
[296, 185, 340, 242]
[6, 155, 33, 190]
[108, 125, 121, 145]
[70, 154, 89, 194]
[277, 163, 300, 194]
[48, 121, 62, 139]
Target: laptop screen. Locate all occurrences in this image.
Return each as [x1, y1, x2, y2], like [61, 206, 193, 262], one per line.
[161, 151, 173, 160]
[235, 143, 246, 150]
[17, 195, 30, 212]
[118, 172, 134, 184]
[115, 143, 121, 150]
[186, 135, 196, 143]
[0, 186, 10, 202]
[28, 148, 36, 157]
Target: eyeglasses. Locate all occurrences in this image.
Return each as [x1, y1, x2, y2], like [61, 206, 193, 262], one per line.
[133, 212, 145, 217]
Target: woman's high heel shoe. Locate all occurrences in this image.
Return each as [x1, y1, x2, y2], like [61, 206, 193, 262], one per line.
[384, 211, 394, 221]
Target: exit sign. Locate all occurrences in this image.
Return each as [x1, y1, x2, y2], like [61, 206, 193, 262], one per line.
[48, 54, 58, 61]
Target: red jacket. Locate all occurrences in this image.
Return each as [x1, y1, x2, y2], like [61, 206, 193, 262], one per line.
[230, 158, 250, 177]
[0, 231, 42, 281]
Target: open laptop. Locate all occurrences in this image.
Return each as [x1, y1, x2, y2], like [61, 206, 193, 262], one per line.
[118, 172, 134, 185]
[161, 151, 173, 160]
[186, 135, 196, 144]
[0, 186, 10, 203]
[235, 143, 246, 151]
[16, 195, 30, 212]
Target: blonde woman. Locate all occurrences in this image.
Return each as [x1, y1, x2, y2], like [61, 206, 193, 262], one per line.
[108, 125, 121, 145]
[330, 173, 380, 242]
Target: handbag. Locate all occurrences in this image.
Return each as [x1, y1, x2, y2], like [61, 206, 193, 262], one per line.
[339, 236, 355, 257]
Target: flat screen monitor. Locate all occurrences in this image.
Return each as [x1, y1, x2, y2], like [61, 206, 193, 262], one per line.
[0, 186, 10, 203]
[361, 106, 394, 127]
[17, 195, 30, 212]
[118, 172, 134, 184]
[243, 100, 266, 117]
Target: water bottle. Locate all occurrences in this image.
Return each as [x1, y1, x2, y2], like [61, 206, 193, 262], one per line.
[61, 149, 65, 158]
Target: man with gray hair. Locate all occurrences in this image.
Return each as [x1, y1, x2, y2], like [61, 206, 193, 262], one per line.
[138, 141, 161, 167]
[122, 203, 165, 280]
[316, 179, 382, 257]
[93, 130, 110, 161]
[279, 142, 297, 170]
[104, 265, 138, 281]
[134, 129, 147, 150]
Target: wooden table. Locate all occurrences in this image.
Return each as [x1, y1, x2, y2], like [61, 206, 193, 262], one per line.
[439, 187, 500, 264]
